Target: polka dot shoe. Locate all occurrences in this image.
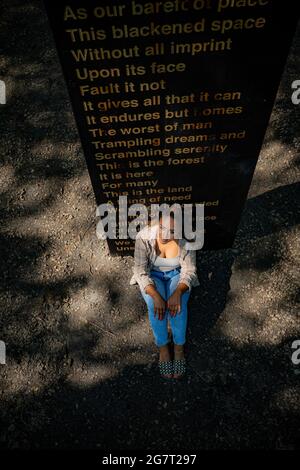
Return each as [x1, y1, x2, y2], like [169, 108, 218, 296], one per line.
[173, 358, 186, 378]
[158, 360, 173, 379]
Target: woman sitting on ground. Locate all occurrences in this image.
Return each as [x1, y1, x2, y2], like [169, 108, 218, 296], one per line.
[130, 212, 200, 380]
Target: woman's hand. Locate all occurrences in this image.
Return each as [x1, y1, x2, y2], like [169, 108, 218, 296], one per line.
[167, 290, 182, 317]
[167, 283, 189, 317]
[144, 284, 166, 320]
[153, 293, 167, 320]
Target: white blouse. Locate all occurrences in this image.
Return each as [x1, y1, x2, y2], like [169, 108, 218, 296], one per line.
[129, 223, 200, 291]
[152, 255, 180, 272]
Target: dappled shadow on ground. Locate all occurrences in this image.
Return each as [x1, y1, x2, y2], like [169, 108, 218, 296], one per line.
[1, 337, 299, 450]
[1, 180, 299, 449]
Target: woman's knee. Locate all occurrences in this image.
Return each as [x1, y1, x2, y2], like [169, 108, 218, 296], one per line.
[152, 278, 167, 300]
[141, 292, 154, 307]
[181, 288, 191, 304]
[167, 274, 181, 297]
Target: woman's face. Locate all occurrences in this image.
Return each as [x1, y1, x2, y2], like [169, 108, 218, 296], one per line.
[158, 217, 175, 243]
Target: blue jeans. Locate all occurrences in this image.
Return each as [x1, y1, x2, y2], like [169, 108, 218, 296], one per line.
[139, 267, 191, 347]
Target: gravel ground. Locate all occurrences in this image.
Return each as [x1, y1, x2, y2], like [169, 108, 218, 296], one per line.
[0, 1, 299, 450]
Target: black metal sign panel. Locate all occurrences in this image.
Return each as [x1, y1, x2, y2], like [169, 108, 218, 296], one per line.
[43, 0, 299, 255]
